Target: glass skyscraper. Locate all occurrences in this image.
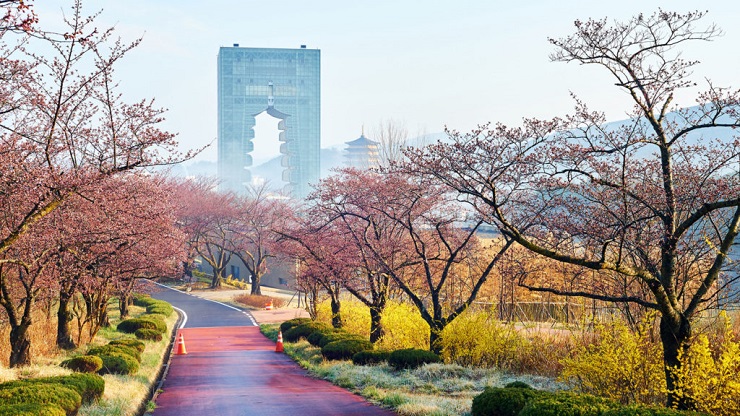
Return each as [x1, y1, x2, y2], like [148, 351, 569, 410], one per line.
[217, 45, 320, 198]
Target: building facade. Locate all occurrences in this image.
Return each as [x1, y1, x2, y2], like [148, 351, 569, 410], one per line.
[217, 45, 320, 198]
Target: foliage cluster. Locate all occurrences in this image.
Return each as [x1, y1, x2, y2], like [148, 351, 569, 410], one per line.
[559, 316, 666, 405]
[388, 349, 442, 370]
[135, 328, 163, 341]
[279, 318, 312, 334]
[283, 322, 331, 343]
[117, 316, 167, 334]
[223, 276, 249, 290]
[0, 373, 105, 415]
[60, 355, 103, 374]
[352, 350, 391, 366]
[471, 385, 706, 416]
[321, 339, 374, 361]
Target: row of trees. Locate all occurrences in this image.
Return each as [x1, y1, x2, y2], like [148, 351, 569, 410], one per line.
[284, 10, 740, 410]
[0, 1, 190, 366]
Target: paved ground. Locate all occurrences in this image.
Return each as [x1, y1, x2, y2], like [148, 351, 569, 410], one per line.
[148, 284, 393, 416]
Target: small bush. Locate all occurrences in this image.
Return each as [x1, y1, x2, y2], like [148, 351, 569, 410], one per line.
[60, 355, 103, 374]
[0, 384, 81, 416]
[109, 338, 146, 353]
[279, 318, 312, 334]
[388, 348, 441, 370]
[0, 403, 66, 416]
[88, 345, 141, 362]
[97, 353, 140, 375]
[352, 350, 391, 366]
[321, 339, 373, 361]
[135, 328, 163, 341]
[117, 316, 166, 334]
[146, 302, 174, 317]
[519, 392, 619, 416]
[30, 374, 105, 405]
[284, 322, 331, 343]
[317, 331, 364, 348]
[307, 330, 333, 347]
[132, 294, 155, 307]
[471, 386, 543, 416]
[505, 381, 533, 389]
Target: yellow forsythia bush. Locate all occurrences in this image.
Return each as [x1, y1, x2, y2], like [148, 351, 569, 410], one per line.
[669, 312, 740, 416]
[558, 316, 666, 405]
[315, 298, 429, 350]
[438, 309, 529, 369]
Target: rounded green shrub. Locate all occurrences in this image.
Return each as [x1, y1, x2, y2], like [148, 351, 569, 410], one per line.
[109, 338, 146, 353]
[117, 317, 166, 334]
[306, 329, 332, 347]
[505, 381, 533, 389]
[321, 339, 374, 361]
[97, 353, 140, 375]
[0, 403, 66, 416]
[317, 331, 364, 348]
[519, 392, 619, 416]
[352, 350, 391, 366]
[471, 387, 543, 416]
[135, 328, 163, 341]
[388, 348, 441, 370]
[284, 322, 331, 343]
[279, 318, 312, 334]
[88, 345, 141, 362]
[36, 374, 105, 405]
[0, 384, 81, 415]
[132, 294, 155, 307]
[60, 355, 103, 374]
[146, 301, 173, 317]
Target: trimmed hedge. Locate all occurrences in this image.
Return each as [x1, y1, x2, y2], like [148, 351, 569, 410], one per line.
[388, 348, 441, 370]
[0, 374, 104, 405]
[317, 331, 364, 348]
[146, 301, 174, 317]
[88, 345, 141, 362]
[109, 338, 146, 353]
[471, 387, 543, 416]
[505, 381, 533, 389]
[117, 316, 166, 334]
[519, 392, 619, 416]
[0, 385, 81, 416]
[306, 330, 333, 347]
[60, 355, 103, 374]
[352, 350, 391, 366]
[321, 339, 374, 361]
[135, 328, 163, 341]
[284, 322, 331, 343]
[279, 318, 312, 334]
[132, 294, 155, 307]
[97, 353, 140, 375]
[0, 403, 66, 416]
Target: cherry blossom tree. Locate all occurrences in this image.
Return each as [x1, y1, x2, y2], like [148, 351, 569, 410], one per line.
[229, 185, 292, 295]
[314, 169, 513, 350]
[404, 10, 740, 408]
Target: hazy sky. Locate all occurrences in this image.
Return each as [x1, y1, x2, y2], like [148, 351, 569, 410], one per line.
[34, 1, 740, 162]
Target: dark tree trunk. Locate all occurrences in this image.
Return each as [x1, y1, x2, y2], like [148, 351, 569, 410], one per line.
[661, 314, 693, 410]
[330, 296, 342, 329]
[9, 320, 32, 367]
[100, 306, 110, 328]
[250, 274, 262, 295]
[210, 272, 222, 289]
[369, 303, 386, 344]
[56, 292, 76, 350]
[429, 325, 443, 355]
[119, 293, 132, 319]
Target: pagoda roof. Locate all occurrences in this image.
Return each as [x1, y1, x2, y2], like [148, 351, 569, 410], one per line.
[345, 134, 379, 147]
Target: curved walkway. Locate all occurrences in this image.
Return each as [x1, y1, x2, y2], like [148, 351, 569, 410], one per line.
[149, 285, 394, 416]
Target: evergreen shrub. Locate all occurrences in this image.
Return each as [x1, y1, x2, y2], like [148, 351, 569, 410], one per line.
[60, 355, 103, 374]
[321, 339, 374, 361]
[388, 348, 441, 370]
[352, 350, 391, 366]
[135, 328, 163, 341]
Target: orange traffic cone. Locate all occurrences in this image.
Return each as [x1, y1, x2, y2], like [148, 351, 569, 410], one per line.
[265, 299, 273, 310]
[175, 333, 188, 355]
[275, 330, 284, 353]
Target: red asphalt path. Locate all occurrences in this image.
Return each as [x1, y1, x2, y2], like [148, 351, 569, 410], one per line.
[153, 327, 395, 416]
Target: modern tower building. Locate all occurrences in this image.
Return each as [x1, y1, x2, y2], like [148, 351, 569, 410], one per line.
[217, 45, 320, 198]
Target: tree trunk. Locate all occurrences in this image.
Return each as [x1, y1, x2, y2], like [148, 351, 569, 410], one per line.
[429, 325, 443, 355]
[330, 296, 342, 329]
[660, 314, 693, 410]
[210, 272, 222, 289]
[119, 293, 131, 319]
[369, 304, 386, 344]
[250, 273, 262, 295]
[9, 320, 32, 367]
[56, 292, 76, 350]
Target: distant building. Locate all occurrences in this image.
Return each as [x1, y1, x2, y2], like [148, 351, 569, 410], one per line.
[345, 131, 380, 169]
[217, 45, 320, 198]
